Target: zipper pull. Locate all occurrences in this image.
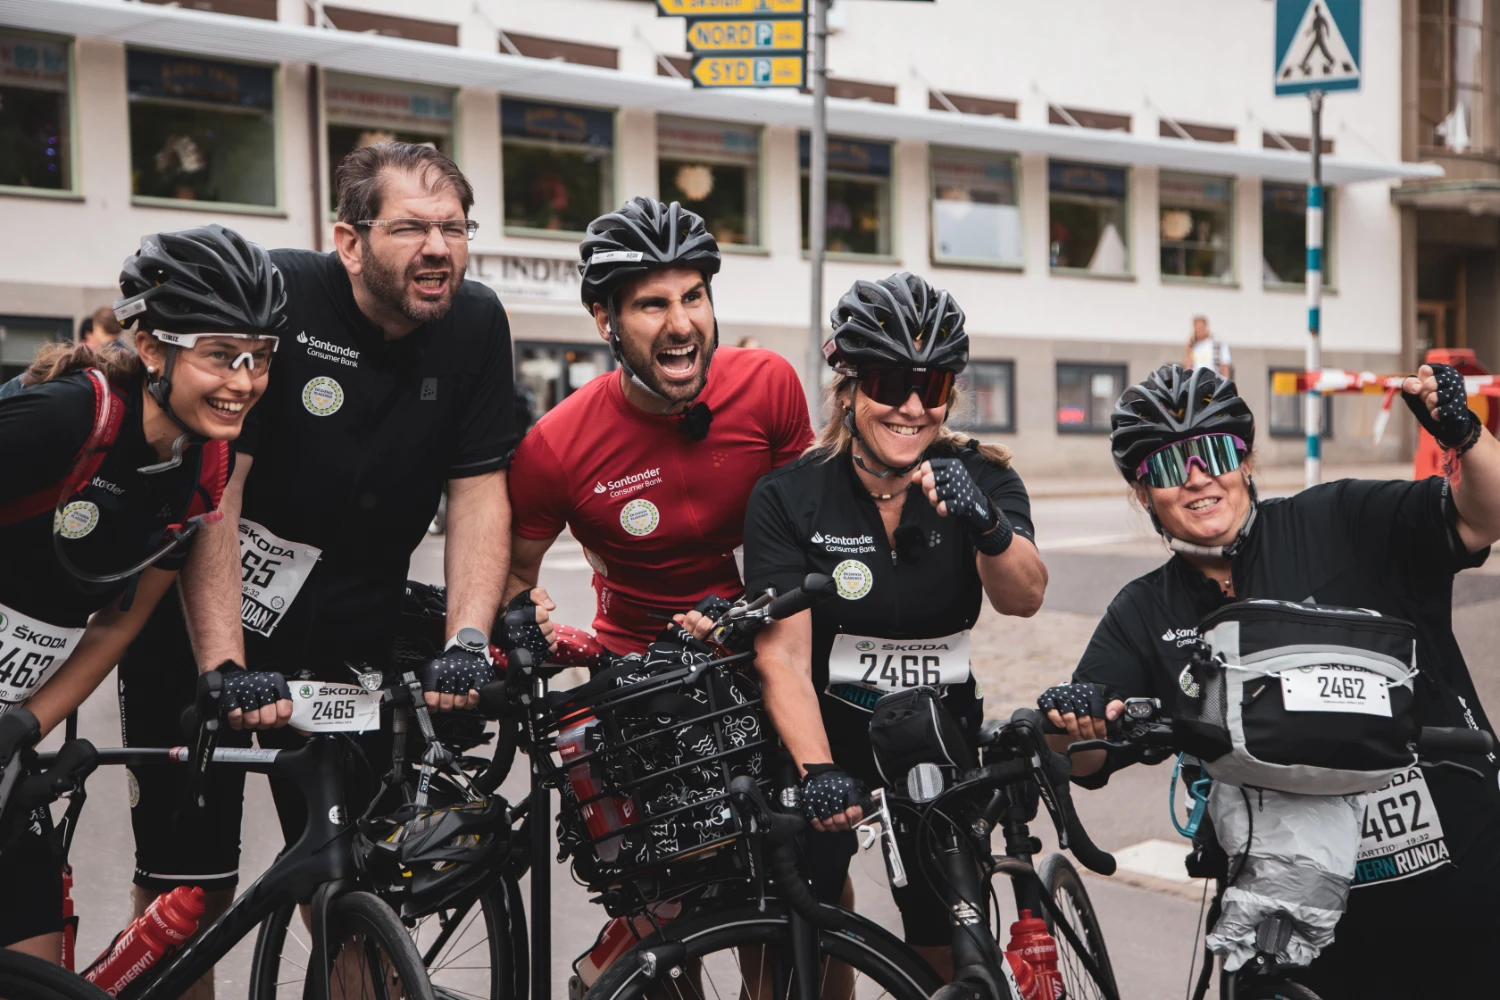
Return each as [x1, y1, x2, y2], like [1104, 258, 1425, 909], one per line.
[890, 550, 897, 566]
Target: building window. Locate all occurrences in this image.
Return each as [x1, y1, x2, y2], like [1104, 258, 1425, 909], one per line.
[658, 116, 761, 247]
[516, 342, 614, 416]
[930, 147, 1022, 268]
[127, 50, 277, 209]
[1048, 161, 1130, 276]
[0, 315, 69, 383]
[1056, 362, 1125, 433]
[0, 33, 72, 193]
[325, 73, 454, 212]
[502, 99, 613, 236]
[1418, 0, 1488, 154]
[1262, 182, 1333, 288]
[800, 134, 893, 257]
[953, 361, 1016, 433]
[1268, 368, 1334, 439]
[1159, 171, 1234, 283]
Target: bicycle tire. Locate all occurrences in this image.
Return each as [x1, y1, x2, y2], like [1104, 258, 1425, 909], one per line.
[1037, 853, 1118, 1000]
[248, 891, 435, 1000]
[1232, 979, 1323, 1000]
[0, 952, 113, 1000]
[585, 902, 941, 1000]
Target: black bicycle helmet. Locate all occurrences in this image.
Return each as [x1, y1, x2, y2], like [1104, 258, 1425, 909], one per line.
[825, 272, 968, 374]
[577, 197, 721, 313]
[361, 797, 507, 916]
[1110, 365, 1255, 483]
[114, 224, 287, 335]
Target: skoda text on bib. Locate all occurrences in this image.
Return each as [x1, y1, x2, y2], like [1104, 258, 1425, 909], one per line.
[826, 630, 972, 710]
[238, 518, 323, 637]
[0, 602, 87, 713]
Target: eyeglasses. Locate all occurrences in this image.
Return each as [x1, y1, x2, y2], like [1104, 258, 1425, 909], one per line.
[356, 219, 479, 243]
[1136, 433, 1247, 488]
[855, 366, 956, 409]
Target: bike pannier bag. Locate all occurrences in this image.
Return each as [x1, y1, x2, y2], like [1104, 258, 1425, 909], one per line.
[869, 686, 977, 786]
[1175, 600, 1418, 795]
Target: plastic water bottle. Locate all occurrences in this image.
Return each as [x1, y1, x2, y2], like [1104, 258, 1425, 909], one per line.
[557, 712, 637, 862]
[83, 886, 205, 996]
[1006, 909, 1063, 1000]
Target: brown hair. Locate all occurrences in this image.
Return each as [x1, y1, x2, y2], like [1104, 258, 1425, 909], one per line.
[334, 142, 474, 226]
[809, 372, 1013, 467]
[24, 341, 146, 390]
[91, 304, 124, 338]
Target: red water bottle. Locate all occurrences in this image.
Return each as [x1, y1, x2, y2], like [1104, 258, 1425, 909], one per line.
[556, 711, 638, 861]
[83, 886, 205, 996]
[575, 902, 682, 986]
[60, 867, 77, 971]
[1004, 951, 1041, 1000]
[1006, 910, 1063, 1000]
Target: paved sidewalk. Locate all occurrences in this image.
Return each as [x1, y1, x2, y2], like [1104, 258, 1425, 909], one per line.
[1024, 462, 1411, 498]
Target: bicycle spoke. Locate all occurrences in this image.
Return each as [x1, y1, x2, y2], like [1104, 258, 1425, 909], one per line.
[431, 907, 487, 971]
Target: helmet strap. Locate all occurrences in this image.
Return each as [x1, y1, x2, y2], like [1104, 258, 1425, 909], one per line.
[844, 407, 922, 479]
[141, 343, 205, 473]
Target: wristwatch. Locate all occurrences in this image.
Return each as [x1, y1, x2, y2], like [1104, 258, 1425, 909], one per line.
[447, 627, 492, 663]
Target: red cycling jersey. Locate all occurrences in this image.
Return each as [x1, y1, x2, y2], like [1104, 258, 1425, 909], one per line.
[509, 346, 813, 654]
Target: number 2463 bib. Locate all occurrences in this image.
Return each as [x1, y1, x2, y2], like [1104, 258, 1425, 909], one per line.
[0, 603, 85, 713]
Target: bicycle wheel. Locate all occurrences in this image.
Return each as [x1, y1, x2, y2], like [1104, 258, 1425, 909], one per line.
[0, 953, 112, 1000]
[248, 891, 435, 1000]
[585, 902, 940, 1000]
[1233, 979, 1323, 1000]
[1036, 853, 1117, 1000]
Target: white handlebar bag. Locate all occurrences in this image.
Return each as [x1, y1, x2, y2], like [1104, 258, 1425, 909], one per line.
[1175, 600, 1418, 796]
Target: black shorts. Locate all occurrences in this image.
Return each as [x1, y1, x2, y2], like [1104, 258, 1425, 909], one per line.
[809, 681, 981, 947]
[119, 647, 393, 893]
[0, 808, 64, 948]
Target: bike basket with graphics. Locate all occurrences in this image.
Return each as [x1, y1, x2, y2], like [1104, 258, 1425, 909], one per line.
[536, 639, 769, 898]
[1176, 600, 1419, 795]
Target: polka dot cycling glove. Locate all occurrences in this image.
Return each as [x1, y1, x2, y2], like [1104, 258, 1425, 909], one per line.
[1036, 683, 1118, 721]
[1403, 362, 1482, 454]
[422, 647, 495, 696]
[927, 458, 1014, 556]
[800, 763, 867, 822]
[215, 663, 291, 714]
[499, 591, 552, 662]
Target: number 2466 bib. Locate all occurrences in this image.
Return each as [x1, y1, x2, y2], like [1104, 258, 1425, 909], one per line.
[827, 631, 971, 709]
[239, 518, 322, 638]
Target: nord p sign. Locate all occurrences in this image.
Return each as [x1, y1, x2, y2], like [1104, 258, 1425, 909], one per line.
[686, 17, 805, 52]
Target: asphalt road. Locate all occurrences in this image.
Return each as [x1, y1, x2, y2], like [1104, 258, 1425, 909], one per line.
[51, 491, 1499, 1000]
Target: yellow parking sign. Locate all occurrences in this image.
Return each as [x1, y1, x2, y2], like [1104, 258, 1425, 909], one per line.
[658, 0, 805, 14]
[689, 54, 805, 88]
[686, 17, 805, 52]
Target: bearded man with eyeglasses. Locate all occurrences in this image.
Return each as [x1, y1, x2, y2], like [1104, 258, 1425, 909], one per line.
[116, 145, 534, 998]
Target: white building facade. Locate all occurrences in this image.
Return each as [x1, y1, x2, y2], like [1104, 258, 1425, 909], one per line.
[0, 0, 1445, 474]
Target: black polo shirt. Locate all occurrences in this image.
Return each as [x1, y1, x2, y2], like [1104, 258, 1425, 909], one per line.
[128, 249, 517, 678]
[743, 442, 1034, 779]
[1074, 476, 1499, 967]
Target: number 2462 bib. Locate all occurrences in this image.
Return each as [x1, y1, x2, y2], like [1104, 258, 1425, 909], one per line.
[826, 631, 971, 710]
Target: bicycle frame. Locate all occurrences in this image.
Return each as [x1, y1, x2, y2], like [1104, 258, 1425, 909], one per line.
[41, 736, 360, 1000]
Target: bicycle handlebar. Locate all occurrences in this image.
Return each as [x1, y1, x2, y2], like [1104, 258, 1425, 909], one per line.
[727, 776, 848, 931]
[765, 574, 836, 621]
[1418, 726, 1496, 756]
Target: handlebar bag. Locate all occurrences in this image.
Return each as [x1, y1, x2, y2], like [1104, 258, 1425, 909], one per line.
[869, 686, 977, 787]
[1176, 600, 1418, 795]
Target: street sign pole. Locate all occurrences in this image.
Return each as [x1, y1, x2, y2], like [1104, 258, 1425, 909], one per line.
[807, 0, 828, 412]
[1305, 88, 1324, 488]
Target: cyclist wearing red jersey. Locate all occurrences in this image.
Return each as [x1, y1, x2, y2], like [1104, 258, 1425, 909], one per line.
[505, 198, 812, 654]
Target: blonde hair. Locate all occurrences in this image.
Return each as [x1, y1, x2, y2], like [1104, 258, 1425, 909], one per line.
[808, 371, 1013, 467]
[24, 341, 146, 390]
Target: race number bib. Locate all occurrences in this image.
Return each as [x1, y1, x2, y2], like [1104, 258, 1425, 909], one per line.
[1353, 766, 1450, 887]
[1280, 665, 1392, 717]
[827, 631, 971, 696]
[0, 603, 85, 714]
[289, 681, 382, 733]
[239, 519, 322, 638]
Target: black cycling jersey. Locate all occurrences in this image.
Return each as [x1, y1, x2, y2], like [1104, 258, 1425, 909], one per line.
[131, 248, 518, 677]
[1074, 476, 1498, 998]
[743, 440, 1034, 945]
[0, 373, 201, 628]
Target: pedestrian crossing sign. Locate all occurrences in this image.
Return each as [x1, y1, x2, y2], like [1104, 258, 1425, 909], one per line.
[1275, 0, 1360, 96]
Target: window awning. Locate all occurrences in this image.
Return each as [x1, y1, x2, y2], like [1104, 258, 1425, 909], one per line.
[2, 0, 1443, 186]
[1391, 179, 1500, 214]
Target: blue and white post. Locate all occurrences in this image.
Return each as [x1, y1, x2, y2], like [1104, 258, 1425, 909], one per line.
[1304, 89, 1325, 488]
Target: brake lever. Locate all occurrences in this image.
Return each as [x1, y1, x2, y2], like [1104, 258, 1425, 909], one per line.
[854, 788, 907, 888]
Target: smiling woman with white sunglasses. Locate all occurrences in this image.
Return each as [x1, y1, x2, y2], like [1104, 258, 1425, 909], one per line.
[0, 224, 289, 962]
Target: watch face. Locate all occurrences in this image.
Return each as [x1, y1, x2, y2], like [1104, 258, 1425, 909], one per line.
[456, 626, 488, 652]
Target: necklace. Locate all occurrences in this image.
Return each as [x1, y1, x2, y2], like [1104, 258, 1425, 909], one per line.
[868, 490, 895, 501]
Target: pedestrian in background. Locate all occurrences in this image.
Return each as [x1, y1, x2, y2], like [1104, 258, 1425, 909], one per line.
[83, 304, 131, 353]
[1183, 314, 1231, 378]
[76, 316, 92, 342]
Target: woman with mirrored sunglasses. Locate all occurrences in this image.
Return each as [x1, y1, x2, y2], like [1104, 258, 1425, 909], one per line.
[0, 225, 289, 961]
[1041, 363, 1500, 1000]
[742, 273, 1048, 980]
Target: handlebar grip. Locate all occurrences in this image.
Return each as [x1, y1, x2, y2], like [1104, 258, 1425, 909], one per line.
[767, 574, 837, 621]
[768, 838, 845, 930]
[18, 739, 98, 810]
[477, 680, 510, 720]
[1046, 758, 1116, 876]
[1418, 726, 1496, 757]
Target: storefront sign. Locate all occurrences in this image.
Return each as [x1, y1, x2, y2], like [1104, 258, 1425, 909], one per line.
[1160, 172, 1231, 207]
[468, 253, 580, 304]
[501, 99, 613, 148]
[127, 50, 273, 110]
[659, 117, 759, 165]
[325, 72, 453, 132]
[799, 134, 891, 176]
[0, 34, 67, 92]
[931, 150, 1016, 202]
[1049, 161, 1127, 199]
